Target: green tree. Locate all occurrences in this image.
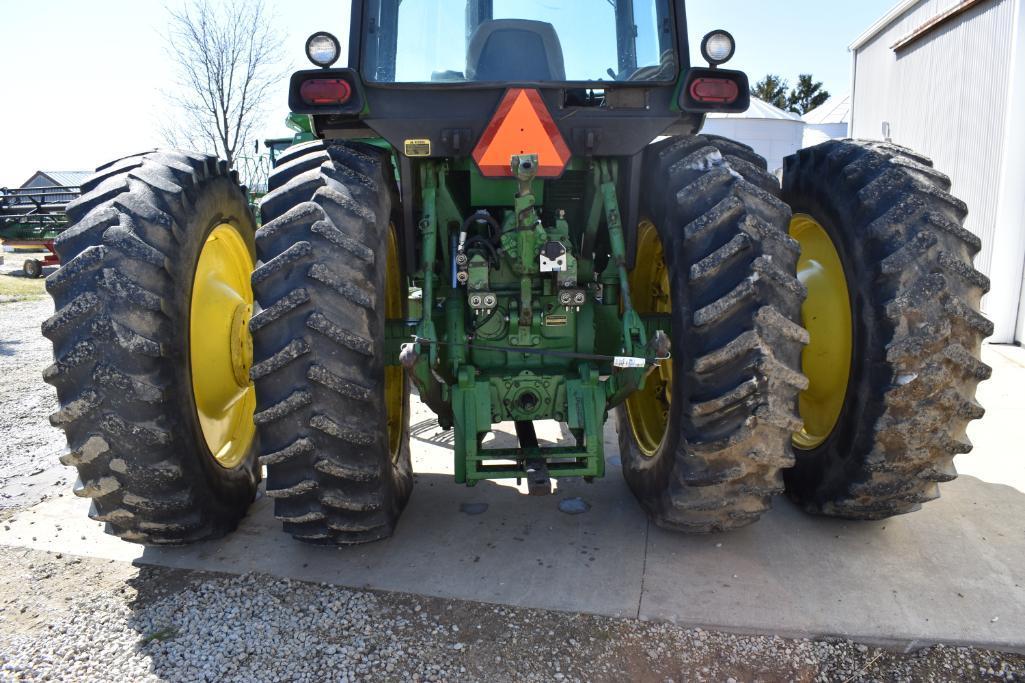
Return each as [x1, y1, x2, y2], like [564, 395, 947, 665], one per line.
[751, 74, 790, 110]
[787, 74, 831, 115]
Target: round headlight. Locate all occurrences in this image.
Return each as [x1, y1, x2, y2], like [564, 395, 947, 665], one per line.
[701, 30, 736, 66]
[306, 32, 341, 68]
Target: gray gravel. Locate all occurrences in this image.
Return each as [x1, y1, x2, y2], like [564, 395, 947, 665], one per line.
[0, 297, 68, 517]
[0, 550, 1022, 682]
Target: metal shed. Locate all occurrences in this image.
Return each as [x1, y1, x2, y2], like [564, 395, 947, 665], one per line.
[850, 0, 1025, 344]
[801, 95, 850, 148]
[17, 171, 90, 205]
[700, 97, 805, 175]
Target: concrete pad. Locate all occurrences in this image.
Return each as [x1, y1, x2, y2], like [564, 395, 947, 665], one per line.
[960, 344, 1025, 493]
[1, 347, 1024, 651]
[639, 476, 1025, 651]
[0, 408, 648, 619]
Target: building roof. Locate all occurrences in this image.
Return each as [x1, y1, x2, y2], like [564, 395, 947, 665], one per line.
[802, 95, 852, 125]
[707, 97, 803, 121]
[849, 0, 920, 51]
[21, 170, 91, 188]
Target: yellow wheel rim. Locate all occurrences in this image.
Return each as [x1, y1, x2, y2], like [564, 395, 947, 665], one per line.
[624, 220, 673, 457]
[790, 214, 853, 450]
[190, 224, 256, 469]
[384, 225, 405, 461]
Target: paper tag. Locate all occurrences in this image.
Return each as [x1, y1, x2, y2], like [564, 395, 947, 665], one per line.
[613, 356, 646, 369]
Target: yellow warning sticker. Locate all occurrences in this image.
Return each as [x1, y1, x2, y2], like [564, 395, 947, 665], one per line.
[404, 139, 431, 157]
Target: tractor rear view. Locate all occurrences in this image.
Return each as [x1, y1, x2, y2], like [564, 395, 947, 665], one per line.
[44, 0, 991, 546]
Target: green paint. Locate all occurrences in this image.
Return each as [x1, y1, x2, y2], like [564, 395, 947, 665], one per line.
[403, 157, 647, 486]
[270, 129, 663, 488]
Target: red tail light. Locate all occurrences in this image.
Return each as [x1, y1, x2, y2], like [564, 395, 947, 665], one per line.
[300, 79, 352, 105]
[689, 78, 740, 104]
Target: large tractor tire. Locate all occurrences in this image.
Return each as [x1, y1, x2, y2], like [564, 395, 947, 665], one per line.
[43, 151, 260, 544]
[617, 136, 808, 532]
[252, 140, 413, 545]
[781, 140, 992, 518]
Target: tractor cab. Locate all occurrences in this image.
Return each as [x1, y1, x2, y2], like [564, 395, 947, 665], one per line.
[359, 0, 678, 84]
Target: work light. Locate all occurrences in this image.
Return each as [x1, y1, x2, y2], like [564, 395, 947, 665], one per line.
[306, 32, 341, 68]
[701, 30, 736, 67]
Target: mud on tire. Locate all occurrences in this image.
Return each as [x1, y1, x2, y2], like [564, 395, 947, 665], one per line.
[781, 140, 992, 519]
[617, 135, 808, 532]
[43, 151, 260, 545]
[252, 140, 413, 545]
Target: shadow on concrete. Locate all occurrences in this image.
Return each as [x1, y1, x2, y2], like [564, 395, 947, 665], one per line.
[411, 418, 580, 453]
[410, 418, 455, 448]
[124, 469, 648, 621]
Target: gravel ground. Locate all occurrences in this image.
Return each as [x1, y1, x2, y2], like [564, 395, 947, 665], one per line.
[0, 550, 1021, 682]
[0, 296, 68, 518]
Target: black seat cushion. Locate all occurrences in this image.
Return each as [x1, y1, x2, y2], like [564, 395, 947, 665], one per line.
[466, 19, 567, 81]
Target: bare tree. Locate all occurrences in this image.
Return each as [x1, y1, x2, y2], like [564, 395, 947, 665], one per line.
[162, 0, 284, 171]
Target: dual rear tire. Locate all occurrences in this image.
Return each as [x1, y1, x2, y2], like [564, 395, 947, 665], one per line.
[44, 151, 261, 544]
[781, 141, 992, 518]
[42, 143, 411, 545]
[251, 140, 413, 544]
[616, 137, 991, 530]
[618, 136, 807, 532]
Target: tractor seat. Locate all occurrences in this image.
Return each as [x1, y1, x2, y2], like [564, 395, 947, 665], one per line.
[466, 19, 566, 82]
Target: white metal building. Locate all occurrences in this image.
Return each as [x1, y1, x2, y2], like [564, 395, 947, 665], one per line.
[700, 98, 805, 175]
[801, 95, 851, 148]
[850, 0, 1025, 343]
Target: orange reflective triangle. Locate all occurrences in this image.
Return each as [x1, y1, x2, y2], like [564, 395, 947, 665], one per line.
[472, 88, 571, 178]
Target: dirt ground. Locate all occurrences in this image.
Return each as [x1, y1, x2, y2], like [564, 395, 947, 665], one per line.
[0, 288, 68, 518]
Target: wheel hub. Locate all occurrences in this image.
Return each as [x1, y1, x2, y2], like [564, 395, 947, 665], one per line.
[790, 214, 853, 450]
[229, 302, 254, 388]
[624, 220, 673, 457]
[190, 224, 257, 469]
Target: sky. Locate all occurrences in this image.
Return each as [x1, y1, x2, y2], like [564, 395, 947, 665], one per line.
[0, 0, 896, 187]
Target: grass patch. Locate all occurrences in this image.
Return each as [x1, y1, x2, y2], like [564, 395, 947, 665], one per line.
[0, 249, 50, 300]
[0, 273, 47, 301]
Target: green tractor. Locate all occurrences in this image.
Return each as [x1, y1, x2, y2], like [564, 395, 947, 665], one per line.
[45, 0, 991, 545]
